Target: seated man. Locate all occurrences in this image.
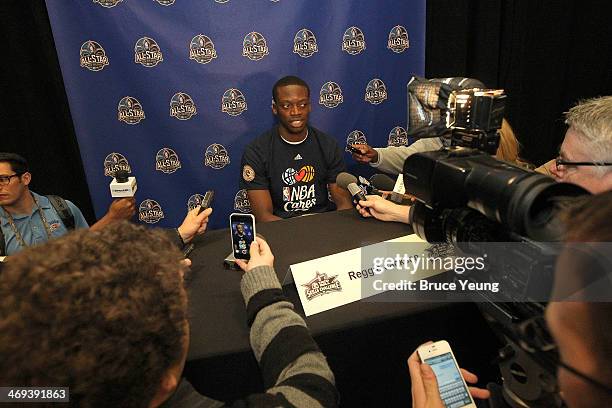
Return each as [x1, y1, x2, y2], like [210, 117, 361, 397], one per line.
[240, 76, 351, 222]
[535, 96, 612, 193]
[0, 222, 338, 407]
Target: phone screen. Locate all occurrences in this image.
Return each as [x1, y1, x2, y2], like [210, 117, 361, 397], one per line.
[230, 215, 255, 260]
[424, 352, 473, 408]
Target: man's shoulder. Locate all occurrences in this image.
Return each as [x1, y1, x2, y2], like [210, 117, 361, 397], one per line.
[310, 126, 337, 143]
[247, 127, 278, 148]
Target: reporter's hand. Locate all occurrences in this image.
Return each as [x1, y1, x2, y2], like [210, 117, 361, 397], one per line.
[357, 195, 410, 223]
[107, 197, 136, 220]
[235, 237, 274, 272]
[351, 144, 379, 164]
[408, 342, 491, 408]
[177, 207, 213, 244]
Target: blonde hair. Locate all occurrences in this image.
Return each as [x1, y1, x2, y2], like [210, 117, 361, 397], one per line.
[495, 118, 520, 163]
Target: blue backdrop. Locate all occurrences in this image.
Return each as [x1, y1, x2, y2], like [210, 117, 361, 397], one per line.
[45, 0, 425, 230]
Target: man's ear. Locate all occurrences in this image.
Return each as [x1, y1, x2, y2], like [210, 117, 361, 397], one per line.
[271, 99, 278, 116]
[148, 370, 179, 408]
[20, 172, 32, 187]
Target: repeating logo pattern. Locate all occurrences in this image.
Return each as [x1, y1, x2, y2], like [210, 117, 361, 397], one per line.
[346, 130, 367, 152]
[134, 37, 163, 67]
[187, 193, 205, 211]
[242, 32, 269, 61]
[155, 148, 182, 173]
[139, 199, 165, 224]
[387, 126, 409, 146]
[293, 29, 318, 58]
[170, 92, 197, 120]
[319, 82, 344, 108]
[103, 153, 131, 177]
[80, 41, 109, 71]
[365, 78, 388, 105]
[204, 143, 230, 169]
[234, 189, 252, 213]
[154, 0, 175, 5]
[387, 25, 410, 53]
[92, 0, 123, 8]
[215, 0, 230, 3]
[189, 34, 217, 64]
[118, 96, 145, 124]
[342, 26, 366, 55]
[221, 88, 248, 116]
[302, 272, 343, 301]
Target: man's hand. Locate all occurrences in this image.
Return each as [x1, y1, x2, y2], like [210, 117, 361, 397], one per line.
[408, 342, 491, 408]
[235, 237, 274, 272]
[351, 144, 378, 164]
[107, 197, 136, 221]
[177, 207, 213, 244]
[357, 195, 410, 223]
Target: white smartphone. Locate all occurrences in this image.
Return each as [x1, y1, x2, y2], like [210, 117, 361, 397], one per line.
[417, 340, 476, 408]
[229, 213, 256, 260]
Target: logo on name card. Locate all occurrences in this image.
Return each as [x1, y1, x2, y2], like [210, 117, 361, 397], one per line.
[80, 41, 109, 71]
[204, 143, 230, 169]
[134, 37, 163, 67]
[302, 272, 343, 301]
[139, 199, 164, 224]
[104, 153, 131, 177]
[221, 88, 248, 116]
[93, 0, 123, 8]
[234, 189, 252, 213]
[388, 126, 408, 146]
[319, 81, 343, 108]
[387, 25, 410, 53]
[118, 96, 145, 124]
[242, 32, 269, 61]
[365, 78, 388, 105]
[155, 148, 181, 174]
[187, 194, 205, 211]
[189, 34, 217, 64]
[342, 26, 366, 55]
[293, 29, 318, 58]
[170, 92, 197, 120]
[346, 130, 367, 152]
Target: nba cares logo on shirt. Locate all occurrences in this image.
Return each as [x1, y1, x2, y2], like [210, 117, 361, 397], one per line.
[282, 166, 315, 185]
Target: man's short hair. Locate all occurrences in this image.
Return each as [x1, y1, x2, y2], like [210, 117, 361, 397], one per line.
[272, 75, 310, 103]
[0, 152, 29, 174]
[565, 96, 612, 174]
[0, 222, 187, 407]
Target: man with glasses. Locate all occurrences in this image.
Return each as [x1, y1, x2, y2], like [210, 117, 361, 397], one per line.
[537, 96, 612, 193]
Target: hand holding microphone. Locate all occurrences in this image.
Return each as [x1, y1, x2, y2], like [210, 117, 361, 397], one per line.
[357, 195, 410, 224]
[336, 172, 369, 211]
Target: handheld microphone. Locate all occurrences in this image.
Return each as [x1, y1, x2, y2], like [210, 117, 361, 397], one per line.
[336, 172, 369, 208]
[110, 170, 138, 198]
[371, 173, 415, 205]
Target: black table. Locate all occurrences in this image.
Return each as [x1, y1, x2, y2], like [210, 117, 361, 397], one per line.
[186, 209, 447, 360]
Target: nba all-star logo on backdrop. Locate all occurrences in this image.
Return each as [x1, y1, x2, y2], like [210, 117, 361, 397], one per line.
[281, 166, 317, 212]
[79, 41, 109, 71]
[319, 82, 344, 108]
[118, 97, 145, 125]
[103, 153, 131, 177]
[342, 26, 366, 55]
[221, 89, 248, 116]
[346, 130, 367, 152]
[234, 190, 252, 213]
[204, 144, 230, 170]
[155, 148, 181, 174]
[293, 29, 318, 58]
[365, 78, 388, 105]
[189, 34, 217, 64]
[154, 0, 175, 5]
[387, 25, 410, 53]
[302, 272, 343, 301]
[242, 32, 269, 61]
[139, 199, 164, 224]
[92, 0, 122, 8]
[387, 126, 408, 146]
[134, 37, 163, 67]
[187, 194, 205, 211]
[170, 92, 197, 120]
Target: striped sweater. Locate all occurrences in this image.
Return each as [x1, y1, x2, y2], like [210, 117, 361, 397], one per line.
[162, 265, 339, 408]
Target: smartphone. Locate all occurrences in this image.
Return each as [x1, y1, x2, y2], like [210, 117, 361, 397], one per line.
[417, 341, 476, 408]
[229, 213, 256, 260]
[346, 144, 362, 154]
[197, 190, 214, 215]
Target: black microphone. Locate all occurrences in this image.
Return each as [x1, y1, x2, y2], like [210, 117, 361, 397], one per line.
[370, 174, 396, 192]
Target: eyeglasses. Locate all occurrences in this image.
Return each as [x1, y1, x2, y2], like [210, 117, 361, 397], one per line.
[555, 156, 612, 172]
[0, 173, 22, 186]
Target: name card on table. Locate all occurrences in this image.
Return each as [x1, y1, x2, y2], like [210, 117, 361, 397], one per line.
[285, 234, 454, 316]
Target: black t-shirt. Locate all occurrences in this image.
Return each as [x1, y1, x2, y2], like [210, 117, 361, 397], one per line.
[240, 125, 346, 219]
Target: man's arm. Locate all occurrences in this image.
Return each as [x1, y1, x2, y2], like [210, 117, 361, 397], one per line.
[328, 183, 352, 210]
[89, 198, 135, 231]
[247, 190, 282, 223]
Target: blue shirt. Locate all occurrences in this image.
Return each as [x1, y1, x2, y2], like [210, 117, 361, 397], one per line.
[0, 191, 89, 256]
